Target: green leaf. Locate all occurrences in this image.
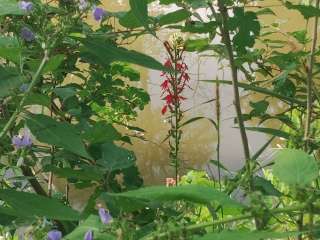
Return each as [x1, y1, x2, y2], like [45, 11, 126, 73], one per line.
[97, 142, 136, 170]
[202, 80, 305, 106]
[249, 100, 269, 117]
[43, 165, 104, 181]
[43, 54, 65, 73]
[182, 21, 217, 34]
[185, 38, 210, 52]
[180, 117, 218, 131]
[245, 127, 291, 139]
[195, 230, 298, 240]
[80, 38, 165, 71]
[64, 215, 116, 240]
[82, 122, 121, 144]
[129, 0, 154, 34]
[0, 36, 21, 64]
[159, 9, 191, 26]
[253, 176, 281, 197]
[272, 149, 319, 187]
[160, 0, 177, 5]
[0, 66, 24, 98]
[0, 189, 80, 221]
[118, 11, 143, 28]
[0, 0, 24, 16]
[228, 8, 260, 54]
[24, 93, 51, 108]
[285, 1, 320, 19]
[210, 160, 231, 173]
[103, 185, 243, 212]
[255, 8, 276, 16]
[26, 114, 92, 159]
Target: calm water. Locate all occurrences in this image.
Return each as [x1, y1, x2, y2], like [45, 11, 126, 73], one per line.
[56, 0, 308, 209]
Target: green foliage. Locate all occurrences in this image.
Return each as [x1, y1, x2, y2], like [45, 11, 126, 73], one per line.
[272, 149, 319, 187]
[26, 114, 92, 159]
[0, 189, 80, 221]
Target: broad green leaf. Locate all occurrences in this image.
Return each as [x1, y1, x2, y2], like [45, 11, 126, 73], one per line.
[195, 230, 298, 240]
[24, 93, 51, 108]
[272, 149, 319, 187]
[160, 0, 176, 5]
[203, 80, 305, 106]
[0, 66, 24, 98]
[129, 0, 154, 34]
[0, 189, 80, 221]
[249, 100, 269, 117]
[26, 114, 92, 159]
[43, 165, 104, 181]
[103, 185, 243, 211]
[97, 142, 136, 170]
[64, 215, 116, 240]
[80, 38, 165, 71]
[0, 36, 21, 64]
[182, 21, 217, 34]
[285, 1, 320, 19]
[159, 9, 191, 26]
[82, 122, 121, 144]
[0, 0, 24, 16]
[43, 54, 65, 73]
[245, 127, 290, 139]
[118, 11, 143, 28]
[185, 38, 210, 52]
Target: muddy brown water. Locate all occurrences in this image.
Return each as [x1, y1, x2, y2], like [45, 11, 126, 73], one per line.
[54, 0, 312, 210]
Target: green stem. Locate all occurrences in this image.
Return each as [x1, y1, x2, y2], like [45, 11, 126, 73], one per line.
[0, 50, 49, 140]
[304, 0, 320, 150]
[145, 204, 307, 239]
[215, 0, 251, 165]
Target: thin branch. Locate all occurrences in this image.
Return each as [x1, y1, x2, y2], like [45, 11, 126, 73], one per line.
[0, 50, 49, 140]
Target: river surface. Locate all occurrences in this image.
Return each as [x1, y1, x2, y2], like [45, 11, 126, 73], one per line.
[58, 0, 311, 209]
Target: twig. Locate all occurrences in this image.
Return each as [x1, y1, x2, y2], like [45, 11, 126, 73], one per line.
[0, 50, 49, 140]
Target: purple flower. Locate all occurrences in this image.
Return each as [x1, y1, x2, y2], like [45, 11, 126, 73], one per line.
[47, 230, 62, 240]
[98, 208, 112, 224]
[20, 27, 35, 42]
[93, 7, 105, 21]
[79, 0, 88, 11]
[84, 230, 93, 240]
[19, 1, 33, 12]
[19, 83, 29, 92]
[12, 129, 32, 149]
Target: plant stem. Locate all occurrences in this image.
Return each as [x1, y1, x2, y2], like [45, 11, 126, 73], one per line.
[0, 50, 49, 140]
[146, 204, 307, 239]
[215, 1, 251, 164]
[304, 0, 319, 151]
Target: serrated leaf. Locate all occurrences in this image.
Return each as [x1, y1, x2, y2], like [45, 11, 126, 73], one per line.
[272, 149, 319, 186]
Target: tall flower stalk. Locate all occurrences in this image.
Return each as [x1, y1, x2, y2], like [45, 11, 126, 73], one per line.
[161, 35, 190, 185]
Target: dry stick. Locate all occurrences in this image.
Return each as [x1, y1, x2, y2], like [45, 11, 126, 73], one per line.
[303, 1, 320, 239]
[215, 1, 251, 172]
